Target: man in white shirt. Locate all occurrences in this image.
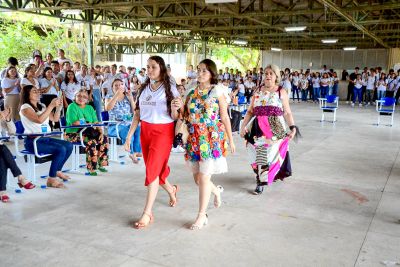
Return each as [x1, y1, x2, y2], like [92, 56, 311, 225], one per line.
[137, 70, 146, 84]
[76, 64, 91, 89]
[187, 65, 197, 79]
[244, 76, 255, 103]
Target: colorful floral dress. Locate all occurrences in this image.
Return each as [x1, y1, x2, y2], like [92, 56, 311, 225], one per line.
[185, 85, 229, 175]
[245, 89, 291, 186]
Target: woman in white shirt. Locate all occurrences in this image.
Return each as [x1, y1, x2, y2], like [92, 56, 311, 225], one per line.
[365, 69, 376, 105]
[61, 70, 81, 109]
[1, 66, 21, 121]
[352, 74, 364, 107]
[320, 73, 330, 98]
[312, 73, 320, 102]
[19, 85, 73, 188]
[124, 56, 181, 230]
[376, 73, 387, 100]
[89, 68, 103, 121]
[331, 72, 339, 96]
[291, 71, 300, 102]
[39, 67, 60, 110]
[21, 65, 40, 89]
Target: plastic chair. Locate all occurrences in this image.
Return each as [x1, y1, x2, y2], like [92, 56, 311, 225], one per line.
[101, 111, 125, 164]
[60, 117, 86, 173]
[376, 97, 396, 126]
[13, 121, 53, 182]
[318, 95, 339, 122]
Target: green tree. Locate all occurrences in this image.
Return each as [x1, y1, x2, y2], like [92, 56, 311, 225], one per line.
[210, 45, 261, 72]
[0, 15, 83, 70]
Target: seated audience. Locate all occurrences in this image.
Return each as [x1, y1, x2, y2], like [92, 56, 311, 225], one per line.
[105, 79, 141, 163]
[20, 85, 73, 188]
[65, 89, 109, 175]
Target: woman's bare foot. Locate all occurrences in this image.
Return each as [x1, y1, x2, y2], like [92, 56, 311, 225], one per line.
[17, 175, 31, 186]
[190, 213, 208, 230]
[214, 185, 224, 208]
[47, 177, 65, 188]
[56, 171, 71, 181]
[133, 212, 153, 229]
[169, 185, 179, 207]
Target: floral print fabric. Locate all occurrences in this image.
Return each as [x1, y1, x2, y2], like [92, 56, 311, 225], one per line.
[185, 87, 228, 162]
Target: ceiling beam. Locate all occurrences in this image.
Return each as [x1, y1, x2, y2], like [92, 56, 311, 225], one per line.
[316, 0, 389, 48]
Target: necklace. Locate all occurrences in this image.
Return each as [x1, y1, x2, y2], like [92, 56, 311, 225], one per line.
[150, 82, 162, 92]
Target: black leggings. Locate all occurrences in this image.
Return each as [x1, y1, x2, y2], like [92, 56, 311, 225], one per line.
[0, 144, 22, 191]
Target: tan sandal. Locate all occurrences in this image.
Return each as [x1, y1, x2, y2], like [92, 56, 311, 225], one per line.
[133, 212, 154, 229]
[169, 185, 179, 207]
[47, 179, 66, 189]
[56, 172, 71, 181]
[190, 213, 208, 230]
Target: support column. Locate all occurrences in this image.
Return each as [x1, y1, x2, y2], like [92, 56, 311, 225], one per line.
[86, 22, 94, 67]
[388, 48, 400, 70]
[202, 40, 207, 60]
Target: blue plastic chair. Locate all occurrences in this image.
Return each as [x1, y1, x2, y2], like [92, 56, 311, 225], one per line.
[376, 97, 396, 126]
[318, 95, 339, 122]
[13, 121, 53, 182]
[60, 117, 86, 172]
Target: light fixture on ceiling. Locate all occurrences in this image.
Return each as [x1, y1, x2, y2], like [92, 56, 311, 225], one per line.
[284, 26, 307, 32]
[233, 39, 247, 45]
[205, 0, 238, 3]
[61, 9, 82, 15]
[271, 47, 282, 52]
[175, 30, 191, 34]
[343, 47, 357, 51]
[321, 39, 338, 44]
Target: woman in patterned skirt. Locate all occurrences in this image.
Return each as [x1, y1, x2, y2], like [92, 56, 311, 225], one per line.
[183, 59, 235, 230]
[240, 64, 298, 195]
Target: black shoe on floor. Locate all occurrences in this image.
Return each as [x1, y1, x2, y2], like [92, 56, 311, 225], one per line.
[253, 185, 264, 195]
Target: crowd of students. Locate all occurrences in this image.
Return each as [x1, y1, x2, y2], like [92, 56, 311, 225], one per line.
[0, 49, 397, 229]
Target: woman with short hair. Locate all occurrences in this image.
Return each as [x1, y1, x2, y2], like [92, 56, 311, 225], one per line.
[65, 89, 109, 175]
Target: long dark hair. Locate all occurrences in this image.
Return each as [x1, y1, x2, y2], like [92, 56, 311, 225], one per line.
[42, 67, 53, 79]
[21, 85, 42, 112]
[64, 70, 78, 84]
[136, 56, 174, 116]
[199, 59, 218, 85]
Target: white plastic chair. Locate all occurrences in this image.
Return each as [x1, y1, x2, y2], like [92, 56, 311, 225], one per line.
[376, 97, 396, 126]
[318, 95, 339, 122]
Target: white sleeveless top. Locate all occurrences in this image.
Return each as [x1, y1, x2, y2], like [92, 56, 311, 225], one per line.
[19, 103, 51, 133]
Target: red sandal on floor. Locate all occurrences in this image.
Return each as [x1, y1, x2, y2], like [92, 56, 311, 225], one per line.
[17, 181, 36, 190]
[0, 195, 10, 203]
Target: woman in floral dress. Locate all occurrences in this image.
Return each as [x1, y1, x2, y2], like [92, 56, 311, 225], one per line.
[183, 59, 235, 230]
[240, 64, 297, 195]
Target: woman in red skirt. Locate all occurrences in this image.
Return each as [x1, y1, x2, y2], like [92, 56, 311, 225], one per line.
[125, 56, 181, 229]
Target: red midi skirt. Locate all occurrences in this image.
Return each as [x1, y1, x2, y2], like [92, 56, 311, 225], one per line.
[140, 121, 174, 186]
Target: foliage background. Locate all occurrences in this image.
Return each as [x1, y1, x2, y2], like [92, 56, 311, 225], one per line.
[0, 12, 261, 72]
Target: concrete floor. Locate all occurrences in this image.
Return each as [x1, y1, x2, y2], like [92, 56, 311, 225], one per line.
[1, 102, 400, 267]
